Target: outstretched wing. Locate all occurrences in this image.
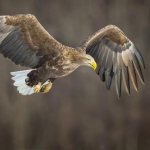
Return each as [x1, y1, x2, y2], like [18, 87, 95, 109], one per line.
[0, 14, 61, 68]
[83, 25, 145, 97]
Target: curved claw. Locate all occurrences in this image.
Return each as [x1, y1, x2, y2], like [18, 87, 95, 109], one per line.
[40, 82, 52, 93]
[33, 83, 42, 93]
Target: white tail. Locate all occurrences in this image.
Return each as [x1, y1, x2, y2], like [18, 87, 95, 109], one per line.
[10, 69, 35, 95]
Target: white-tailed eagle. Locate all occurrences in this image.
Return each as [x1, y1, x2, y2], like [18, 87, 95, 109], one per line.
[0, 14, 145, 96]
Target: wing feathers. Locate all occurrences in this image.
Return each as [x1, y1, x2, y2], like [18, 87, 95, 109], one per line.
[132, 45, 145, 69]
[84, 25, 145, 96]
[122, 65, 130, 95]
[132, 54, 144, 84]
[128, 61, 138, 91]
[0, 27, 41, 67]
[105, 65, 114, 89]
[115, 69, 122, 98]
[0, 14, 61, 68]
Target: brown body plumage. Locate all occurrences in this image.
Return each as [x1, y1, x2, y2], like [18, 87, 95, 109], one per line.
[0, 14, 145, 96]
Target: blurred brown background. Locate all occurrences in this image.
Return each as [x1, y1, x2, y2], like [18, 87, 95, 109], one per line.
[0, 0, 149, 150]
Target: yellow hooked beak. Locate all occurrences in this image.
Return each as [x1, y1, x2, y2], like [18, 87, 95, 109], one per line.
[90, 60, 97, 70]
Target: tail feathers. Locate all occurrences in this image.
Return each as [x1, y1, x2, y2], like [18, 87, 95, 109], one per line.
[10, 69, 35, 95]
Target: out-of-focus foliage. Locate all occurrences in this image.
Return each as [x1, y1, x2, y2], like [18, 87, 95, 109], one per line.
[0, 0, 149, 149]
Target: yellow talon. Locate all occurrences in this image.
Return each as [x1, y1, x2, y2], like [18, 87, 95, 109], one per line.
[40, 82, 52, 93]
[33, 83, 42, 93]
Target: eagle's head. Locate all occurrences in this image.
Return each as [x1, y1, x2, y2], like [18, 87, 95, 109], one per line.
[80, 54, 97, 70]
[68, 51, 97, 70]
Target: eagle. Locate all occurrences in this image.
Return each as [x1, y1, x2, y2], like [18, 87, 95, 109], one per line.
[0, 14, 145, 96]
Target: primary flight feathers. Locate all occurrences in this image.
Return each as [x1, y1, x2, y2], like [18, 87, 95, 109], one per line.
[0, 14, 145, 96]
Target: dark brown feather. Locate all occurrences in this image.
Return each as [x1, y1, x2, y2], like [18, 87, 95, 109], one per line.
[115, 69, 122, 98]
[0, 14, 62, 68]
[128, 61, 138, 91]
[122, 65, 130, 95]
[132, 54, 144, 84]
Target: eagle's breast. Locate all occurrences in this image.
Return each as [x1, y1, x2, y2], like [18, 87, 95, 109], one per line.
[42, 54, 78, 78]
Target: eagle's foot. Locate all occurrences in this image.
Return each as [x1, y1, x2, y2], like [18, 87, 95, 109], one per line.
[33, 82, 42, 93]
[40, 81, 52, 93]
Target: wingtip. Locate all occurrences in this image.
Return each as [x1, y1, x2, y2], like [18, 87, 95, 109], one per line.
[117, 92, 121, 99]
[141, 78, 145, 85]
